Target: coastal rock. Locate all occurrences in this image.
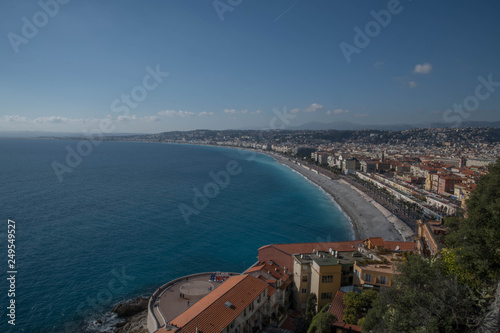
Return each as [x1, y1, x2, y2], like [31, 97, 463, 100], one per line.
[113, 309, 149, 333]
[112, 297, 148, 318]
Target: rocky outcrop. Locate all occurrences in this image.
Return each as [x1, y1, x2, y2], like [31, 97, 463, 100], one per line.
[108, 297, 149, 333]
[112, 297, 148, 318]
[113, 309, 149, 333]
[477, 281, 500, 333]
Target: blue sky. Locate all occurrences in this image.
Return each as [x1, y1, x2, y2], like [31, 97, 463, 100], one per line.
[1, 0, 499, 133]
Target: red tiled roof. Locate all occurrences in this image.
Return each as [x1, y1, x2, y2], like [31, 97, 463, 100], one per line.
[328, 291, 362, 333]
[328, 290, 345, 321]
[245, 264, 265, 273]
[367, 237, 384, 247]
[267, 285, 277, 297]
[260, 240, 361, 256]
[383, 241, 414, 251]
[169, 274, 269, 333]
[246, 261, 290, 284]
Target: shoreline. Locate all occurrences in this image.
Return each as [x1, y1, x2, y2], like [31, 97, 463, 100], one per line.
[43, 136, 413, 241]
[129, 141, 413, 241]
[272, 157, 360, 240]
[257, 150, 412, 241]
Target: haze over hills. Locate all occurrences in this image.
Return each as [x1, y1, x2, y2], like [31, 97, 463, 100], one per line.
[0, 131, 145, 138]
[1, 121, 500, 138]
[288, 120, 500, 131]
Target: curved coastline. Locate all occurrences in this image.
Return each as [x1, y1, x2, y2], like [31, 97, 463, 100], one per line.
[175, 143, 359, 239]
[260, 151, 408, 241]
[171, 143, 406, 241]
[271, 158, 358, 240]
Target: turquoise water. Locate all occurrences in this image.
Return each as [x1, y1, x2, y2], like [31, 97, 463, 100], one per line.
[0, 139, 352, 332]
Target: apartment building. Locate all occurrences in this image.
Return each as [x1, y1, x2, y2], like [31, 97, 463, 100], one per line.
[415, 220, 447, 258]
[437, 175, 463, 195]
[293, 251, 345, 311]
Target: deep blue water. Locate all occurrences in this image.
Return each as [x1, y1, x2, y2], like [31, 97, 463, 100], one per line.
[0, 139, 352, 332]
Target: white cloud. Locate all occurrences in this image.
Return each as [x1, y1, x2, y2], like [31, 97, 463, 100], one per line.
[251, 110, 262, 114]
[143, 116, 160, 122]
[413, 63, 432, 74]
[290, 103, 324, 114]
[158, 110, 215, 117]
[305, 103, 324, 113]
[2, 114, 163, 125]
[33, 116, 75, 123]
[117, 115, 137, 121]
[374, 61, 384, 69]
[158, 110, 177, 116]
[2, 115, 29, 122]
[158, 110, 195, 117]
[0, 114, 169, 133]
[224, 109, 247, 114]
[408, 81, 417, 88]
[327, 109, 350, 115]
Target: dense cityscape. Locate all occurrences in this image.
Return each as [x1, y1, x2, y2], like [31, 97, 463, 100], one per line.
[100, 126, 498, 224]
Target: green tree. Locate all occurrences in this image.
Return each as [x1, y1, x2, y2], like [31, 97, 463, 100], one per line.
[316, 313, 336, 333]
[307, 304, 336, 333]
[362, 254, 479, 332]
[305, 293, 318, 324]
[342, 289, 378, 324]
[445, 158, 500, 283]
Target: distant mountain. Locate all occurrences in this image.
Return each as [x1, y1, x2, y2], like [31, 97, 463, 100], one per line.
[291, 121, 413, 131]
[291, 120, 500, 131]
[416, 120, 500, 129]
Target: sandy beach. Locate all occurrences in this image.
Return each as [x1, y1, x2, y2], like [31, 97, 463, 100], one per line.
[263, 152, 414, 242]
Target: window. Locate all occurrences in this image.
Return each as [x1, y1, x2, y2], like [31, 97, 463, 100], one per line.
[364, 274, 372, 282]
[302, 275, 308, 282]
[320, 292, 332, 300]
[354, 269, 360, 277]
[378, 276, 387, 285]
[322, 275, 333, 283]
[301, 288, 307, 294]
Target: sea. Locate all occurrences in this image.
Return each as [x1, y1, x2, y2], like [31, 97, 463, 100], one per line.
[0, 139, 353, 332]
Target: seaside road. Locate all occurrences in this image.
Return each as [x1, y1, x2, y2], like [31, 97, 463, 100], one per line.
[268, 153, 408, 241]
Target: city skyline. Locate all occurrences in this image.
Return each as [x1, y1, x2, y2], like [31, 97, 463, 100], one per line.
[1, 0, 500, 133]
